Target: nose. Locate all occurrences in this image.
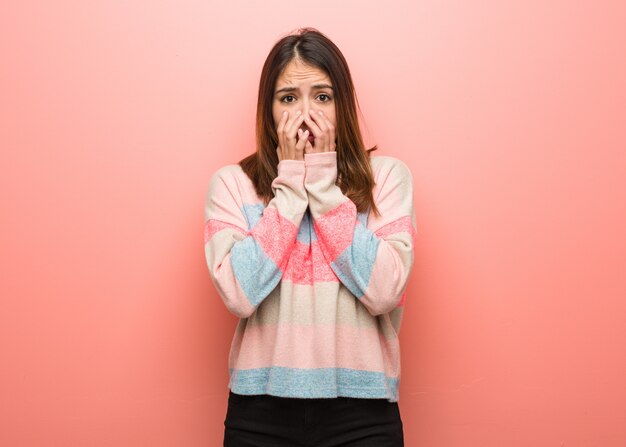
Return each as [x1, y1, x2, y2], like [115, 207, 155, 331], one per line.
[298, 98, 318, 118]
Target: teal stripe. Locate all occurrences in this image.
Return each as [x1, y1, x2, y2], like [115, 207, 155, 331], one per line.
[296, 208, 318, 243]
[227, 366, 399, 402]
[331, 221, 380, 298]
[242, 203, 265, 230]
[231, 236, 281, 306]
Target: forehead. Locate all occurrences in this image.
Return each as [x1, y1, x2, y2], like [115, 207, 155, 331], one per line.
[276, 59, 331, 86]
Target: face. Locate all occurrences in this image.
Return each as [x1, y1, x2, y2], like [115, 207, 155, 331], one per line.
[272, 58, 337, 146]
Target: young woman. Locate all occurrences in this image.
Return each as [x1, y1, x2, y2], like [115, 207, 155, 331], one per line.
[204, 27, 417, 447]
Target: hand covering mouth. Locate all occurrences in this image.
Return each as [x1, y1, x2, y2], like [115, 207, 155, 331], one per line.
[300, 127, 315, 142]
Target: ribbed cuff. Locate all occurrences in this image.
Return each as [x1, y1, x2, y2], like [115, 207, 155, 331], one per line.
[304, 151, 337, 187]
[277, 159, 306, 175]
[304, 151, 336, 166]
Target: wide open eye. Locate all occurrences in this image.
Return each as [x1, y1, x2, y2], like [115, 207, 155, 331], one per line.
[281, 95, 296, 103]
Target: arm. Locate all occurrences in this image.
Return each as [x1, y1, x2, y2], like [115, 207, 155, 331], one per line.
[204, 160, 308, 318]
[304, 151, 417, 316]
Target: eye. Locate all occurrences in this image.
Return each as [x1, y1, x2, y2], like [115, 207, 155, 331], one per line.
[281, 95, 296, 103]
[317, 94, 332, 102]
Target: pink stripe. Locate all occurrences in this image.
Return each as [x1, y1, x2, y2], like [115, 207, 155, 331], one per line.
[250, 207, 299, 267]
[313, 200, 357, 261]
[374, 215, 418, 249]
[233, 323, 400, 378]
[374, 216, 412, 238]
[204, 219, 246, 243]
[282, 240, 339, 284]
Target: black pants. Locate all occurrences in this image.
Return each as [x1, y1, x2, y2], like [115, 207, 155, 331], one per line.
[224, 390, 404, 447]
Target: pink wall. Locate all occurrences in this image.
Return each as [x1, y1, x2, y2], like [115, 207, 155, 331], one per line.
[2, 0, 625, 445]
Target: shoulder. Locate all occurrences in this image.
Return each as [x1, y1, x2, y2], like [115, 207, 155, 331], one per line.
[206, 163, 258, 202]
[208, 163, 251, 188]
[368, 155, 415, 213]
[369, 155, 413, 183]
[209, 163, 245, 181]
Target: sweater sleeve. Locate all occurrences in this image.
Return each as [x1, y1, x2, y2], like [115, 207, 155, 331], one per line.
[304, 151, 417, 316]
[204, 160, 308, 318]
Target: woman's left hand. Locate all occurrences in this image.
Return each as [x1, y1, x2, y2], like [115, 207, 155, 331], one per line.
[300, 110, 336, 154]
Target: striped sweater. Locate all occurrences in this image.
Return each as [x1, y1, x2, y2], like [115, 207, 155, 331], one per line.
[203, 150, 417, 403]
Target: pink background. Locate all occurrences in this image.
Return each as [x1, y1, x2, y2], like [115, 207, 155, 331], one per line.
[2, 1, 625, 445]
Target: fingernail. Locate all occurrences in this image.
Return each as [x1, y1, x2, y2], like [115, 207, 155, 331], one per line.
[296, 110, 301, 115]
[283, 111, 287, 116]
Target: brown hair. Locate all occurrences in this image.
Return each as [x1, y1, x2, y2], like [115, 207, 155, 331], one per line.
[239, 27, 380, 217]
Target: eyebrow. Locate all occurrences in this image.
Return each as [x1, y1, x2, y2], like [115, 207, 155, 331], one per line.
[275, 83, 334, 94]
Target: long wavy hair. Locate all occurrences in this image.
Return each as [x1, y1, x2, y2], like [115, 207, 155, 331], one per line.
[239, 27, 380, 216]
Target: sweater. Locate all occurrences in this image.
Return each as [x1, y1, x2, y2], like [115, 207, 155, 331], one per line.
[203, 150, 417, 403]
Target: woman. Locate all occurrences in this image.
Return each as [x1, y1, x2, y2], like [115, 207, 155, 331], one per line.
[204, 27, 417, 447]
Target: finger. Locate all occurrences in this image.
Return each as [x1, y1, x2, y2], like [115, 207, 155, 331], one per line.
[276, 110, 288, 134]
[276, 112, 288, 154]
[296, 128, 303, 147]
[286, 111, 305, 136]
[310, 110, 329, 134]
[303, 111, 324, 149]
[304, 138, 314, 154]
[296, 129, 309, 151]
[316, 110, 335, 151]
[311, 110, 330, 151]
[279, 111, 299, 154]
[285, 115, 303, 157]
[303, 110, 322, 138]
[283, 110, 300, 132]
[311, 110, 335, 152]
[278, 110, 297, 142]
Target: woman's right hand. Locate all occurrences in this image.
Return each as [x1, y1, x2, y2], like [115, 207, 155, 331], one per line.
[276, 110, 308, 162]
